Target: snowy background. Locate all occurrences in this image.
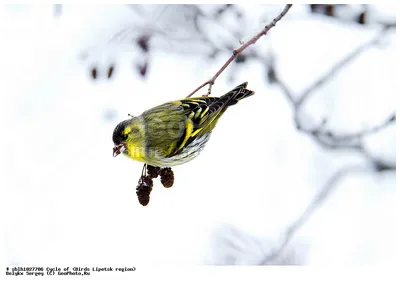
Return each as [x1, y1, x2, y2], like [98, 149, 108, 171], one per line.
[3, 4, 396, 266]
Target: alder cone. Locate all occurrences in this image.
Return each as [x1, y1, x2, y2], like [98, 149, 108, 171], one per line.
[136, 175, 153, 206]
[147, 165, 161, 179]
[160, 167, 174, 188]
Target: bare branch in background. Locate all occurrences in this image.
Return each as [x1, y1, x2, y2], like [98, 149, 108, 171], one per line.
[267, 27, 395, 170]
[84, 4, 395, 83]
[259, 165, 369, 264]
[309, 4, 396, 28]
[256, 25, 395, 264]
[295, 27, 392, 108]
[208, 224, 304, 265]
[187, 4, 293, 97]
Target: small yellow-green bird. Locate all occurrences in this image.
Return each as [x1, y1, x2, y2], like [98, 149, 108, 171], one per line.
[112, 82, 254, 167]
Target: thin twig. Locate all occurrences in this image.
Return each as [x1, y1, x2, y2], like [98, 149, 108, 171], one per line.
[304, 112, 395, 148]
[187, 4, 293, 97]
[268, 27, 393, 109]
[259, 165, 369, 264]
[295, 27, 391, 107]
[258, 25, 396, 264]
[267, 27, 395, 166]
[320, 113, 396, 142]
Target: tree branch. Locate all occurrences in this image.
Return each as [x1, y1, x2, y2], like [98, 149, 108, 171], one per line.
[268, 27, 393, 108]
[259, 165, 370, 264]
[187, 4, 293, 97]
[267, 27, 395, 170]
[319, 113, 396, 142]
[258, 25, 396, 264]
[295, 27, 392, 108]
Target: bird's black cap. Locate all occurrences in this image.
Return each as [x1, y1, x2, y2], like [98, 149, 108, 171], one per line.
[112, 119, 131, 145]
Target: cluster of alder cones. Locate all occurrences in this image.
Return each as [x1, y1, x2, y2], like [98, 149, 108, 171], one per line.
[136, 165, 174, 206]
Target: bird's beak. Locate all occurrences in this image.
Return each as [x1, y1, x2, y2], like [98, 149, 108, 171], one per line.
[113, 144, 126, 157]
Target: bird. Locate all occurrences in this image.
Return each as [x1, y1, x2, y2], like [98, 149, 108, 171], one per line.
[112, 82, 254, 167]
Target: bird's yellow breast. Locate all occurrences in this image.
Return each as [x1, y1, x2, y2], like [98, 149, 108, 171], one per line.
[123, 120, 147, 163]
[125, 141, 146, 162]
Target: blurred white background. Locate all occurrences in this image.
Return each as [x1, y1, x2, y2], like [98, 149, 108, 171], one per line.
[2, 4, 396, 266]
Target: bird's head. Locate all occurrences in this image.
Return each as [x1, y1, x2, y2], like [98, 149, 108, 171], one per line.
[112, 117, 145, 158]
[112, 119, 130, 157]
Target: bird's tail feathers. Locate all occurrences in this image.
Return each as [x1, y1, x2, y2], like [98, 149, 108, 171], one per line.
[221, 82, 255, 106]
